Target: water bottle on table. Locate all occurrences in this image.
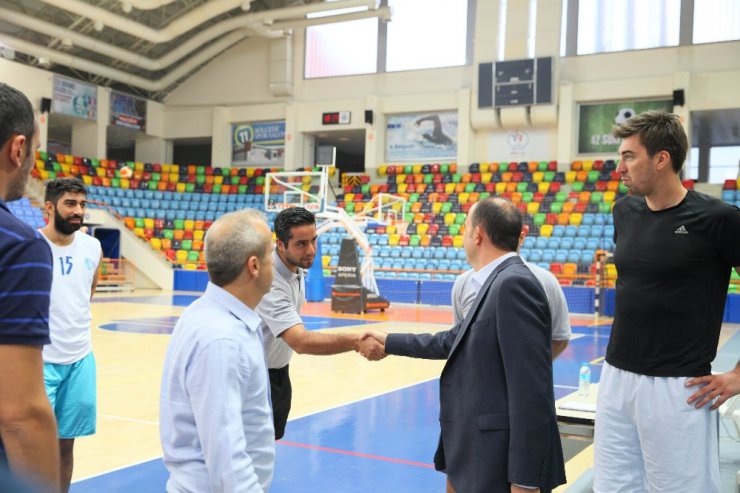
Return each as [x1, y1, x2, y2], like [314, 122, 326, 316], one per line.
[579, 362, 591, 397]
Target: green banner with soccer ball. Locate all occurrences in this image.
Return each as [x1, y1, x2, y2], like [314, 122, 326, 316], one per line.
[578, 100, 673, 154]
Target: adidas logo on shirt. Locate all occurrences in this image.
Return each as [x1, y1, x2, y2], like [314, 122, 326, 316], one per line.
[674, 225, 689, 235]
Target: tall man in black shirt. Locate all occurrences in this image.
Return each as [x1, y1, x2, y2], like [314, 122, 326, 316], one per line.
[593, 110, 740, 493]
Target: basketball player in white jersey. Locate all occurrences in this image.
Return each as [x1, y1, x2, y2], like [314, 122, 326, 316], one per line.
[40, 178, 102, 493]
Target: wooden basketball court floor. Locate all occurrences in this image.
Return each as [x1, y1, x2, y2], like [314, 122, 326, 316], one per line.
[66, 291, 740, 492]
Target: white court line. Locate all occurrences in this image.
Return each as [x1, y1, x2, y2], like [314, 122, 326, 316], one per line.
[555, 384, 579, 390]
[289, 376, 441, 421]
[98, 413, 158, 426]
[73, 454, 164, 483]
[78, 375, 578, 481]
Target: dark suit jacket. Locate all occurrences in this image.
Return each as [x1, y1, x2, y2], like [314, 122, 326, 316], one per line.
[386, 255, 566, 493]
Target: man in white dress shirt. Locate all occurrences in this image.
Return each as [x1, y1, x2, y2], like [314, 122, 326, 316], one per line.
[160, 209, 275, 493]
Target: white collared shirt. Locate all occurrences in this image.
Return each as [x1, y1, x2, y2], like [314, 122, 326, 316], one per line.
[160, 282, 274, 493]
[470, 251, 518, 292]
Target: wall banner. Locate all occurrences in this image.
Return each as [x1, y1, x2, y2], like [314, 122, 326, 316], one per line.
[52, 75, 97, 120]
[231, 121, 285, 166]
[578, 100, 673, 154]
[110, 91, 147, 131]
[386, 111, 458, 162]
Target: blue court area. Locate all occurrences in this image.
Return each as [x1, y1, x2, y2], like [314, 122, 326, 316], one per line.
[100, 315, 377, 334]
[72, 323, 606, 493]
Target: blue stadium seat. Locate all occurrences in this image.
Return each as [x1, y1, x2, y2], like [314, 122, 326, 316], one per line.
[547, 237, 560, 249]
[528, 249, 543, 262]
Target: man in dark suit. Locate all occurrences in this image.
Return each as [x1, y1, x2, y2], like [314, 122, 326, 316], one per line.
[364, 198, 566, 493]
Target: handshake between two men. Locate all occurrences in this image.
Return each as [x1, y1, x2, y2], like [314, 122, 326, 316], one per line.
[356, 331, 388, 361]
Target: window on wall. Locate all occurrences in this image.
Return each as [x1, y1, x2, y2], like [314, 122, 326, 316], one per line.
[576, 0, 680, 55]
[386, 0, 468, 72]
[686, 146, 740, 183]
[693, 0, 740, 44]
[708, 146, 740, 183]
[687, 147, 699, 180]
[304, 5, 378, 79]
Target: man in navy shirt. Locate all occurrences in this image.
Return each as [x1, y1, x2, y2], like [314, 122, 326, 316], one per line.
[0, 82, 60, 492]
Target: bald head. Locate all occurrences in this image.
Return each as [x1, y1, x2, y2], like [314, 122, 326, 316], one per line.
[469, 198, 522, 252]
[205, 209, 272, 287]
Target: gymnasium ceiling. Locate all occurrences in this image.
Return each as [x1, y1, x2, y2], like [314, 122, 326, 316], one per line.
[0, 0, 389, 101]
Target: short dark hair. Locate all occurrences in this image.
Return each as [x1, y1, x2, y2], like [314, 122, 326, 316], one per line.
[612, 110, 688, 173]
[470, 198, 522, 252]
[45, 177, 87, 204]
[274, 207, 315, 246]
[0, 83, 35, 155]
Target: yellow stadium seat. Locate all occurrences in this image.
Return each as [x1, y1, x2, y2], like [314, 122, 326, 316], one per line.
[532, 171, 544, 183]
[194, 230, 205, 241]
[495, 182, 507, 194]
[453, 235, 464, 248]
[479, 163, 490, 173]
[582, 160, 593, 171]
[481, 172, 492, 184]
[540, 224, 553, 237]
[417, 223, 429, 235]
[412, 164, 423, 174]
[458, 193, 470, 205]
[322, 256, 331, 267]
[565, 171, 576, 183]
[527, 202, 540, 215]
[81, 175, 93, 185]
[569, 213, 583, 226]
[149, 237, 162, 250]
[538, 182, 550, 194]
[432, 202, 443, 214]
[386, 224, 397, 235]
[176, 183, 186, 193]
[563, 263, 578, 277]
[388, 234, 400, 246]
[445, 183, 456, 194]
[176, 250, 188, 263]
[444, 212, 457, 225]
[378, 165, 387, 176]
[184, 220, 195, 232]
[143, 218, 154, 230]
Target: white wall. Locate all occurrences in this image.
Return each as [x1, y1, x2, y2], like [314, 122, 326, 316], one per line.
[3, 3, 740, 170]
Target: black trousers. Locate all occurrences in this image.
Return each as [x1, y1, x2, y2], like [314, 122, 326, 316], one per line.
[269, 365, 292, 440]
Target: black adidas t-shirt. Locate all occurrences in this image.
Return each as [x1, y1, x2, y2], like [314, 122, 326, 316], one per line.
[606, 191, 740, 377]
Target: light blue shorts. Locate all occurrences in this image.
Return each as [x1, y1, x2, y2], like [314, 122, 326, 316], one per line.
[44, 352, 97, 439]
